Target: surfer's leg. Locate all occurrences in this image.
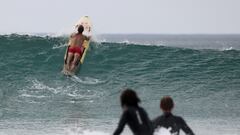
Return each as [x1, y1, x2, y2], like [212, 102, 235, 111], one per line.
[70, 53, 80, 70]
[66, 53, 74, 70]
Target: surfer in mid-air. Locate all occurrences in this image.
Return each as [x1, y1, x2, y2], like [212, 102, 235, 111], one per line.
[66, 25, 90, 71]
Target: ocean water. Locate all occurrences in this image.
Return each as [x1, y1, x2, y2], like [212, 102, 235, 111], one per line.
[0, 34, 240, 135]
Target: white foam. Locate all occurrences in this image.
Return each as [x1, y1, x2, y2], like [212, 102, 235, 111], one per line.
[37, 51, 47, 55]
[16, 78, 64, 103]
[65, 127, 175, 135]
[52, 43, 68, 49]
[66, 92, 85, 99]
[65, 127, 109, 135]
[122, 40, 130, 44]
[30, 79, 60, 94]
[221, 46, 234, 51]
[20, 93, 47, 99]
[44, 55, 54, 62]
[70, 76, 105, 85]
[93, 38, 166, 47]
[154, 127, 174, 135]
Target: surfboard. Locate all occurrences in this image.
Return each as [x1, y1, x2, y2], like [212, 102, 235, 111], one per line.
[62, 16, 92, 76]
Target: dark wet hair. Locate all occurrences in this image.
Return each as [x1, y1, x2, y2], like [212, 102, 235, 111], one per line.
[78, 25, 84, 33]
[160, 96, 174, 111]
[120, 88, 141, 107]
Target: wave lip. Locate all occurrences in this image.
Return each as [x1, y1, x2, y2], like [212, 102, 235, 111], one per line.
[94, 34, 240, 50]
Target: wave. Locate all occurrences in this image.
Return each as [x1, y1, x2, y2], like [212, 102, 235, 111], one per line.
[1, 34, 240, 50]
[220, 46, 234, 51]
[0, 34, 240, 135]
[1, 34, 240, 81]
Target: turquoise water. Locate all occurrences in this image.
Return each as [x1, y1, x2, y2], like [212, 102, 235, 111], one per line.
[0, 34, 240, 135]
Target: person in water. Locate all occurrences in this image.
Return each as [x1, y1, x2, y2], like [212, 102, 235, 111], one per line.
[152, 96, 195, 135]
[66, 25, 90, 71]
[113, 89, 153, 135]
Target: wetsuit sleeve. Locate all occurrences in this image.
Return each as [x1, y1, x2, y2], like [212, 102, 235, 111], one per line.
[142, 109, 154, 133]
[180, 118, 195, 135]
[151, 117, 160, 129]
[113, 111, 128, 135]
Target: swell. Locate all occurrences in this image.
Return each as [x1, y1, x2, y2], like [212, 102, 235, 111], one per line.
[1, 34, 240, 85]
[0, 34, 240, 119]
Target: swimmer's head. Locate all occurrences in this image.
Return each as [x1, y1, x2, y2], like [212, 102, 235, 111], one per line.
[160, 96, 174, 112]
[120, 88, 141, 107]
[77, 25, 84, 33]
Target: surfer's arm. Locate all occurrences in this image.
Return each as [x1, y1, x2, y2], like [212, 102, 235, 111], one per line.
[67, 33, 75, 46]
[180, 118, 195, 135]
[151, 116, 161, 129]
[113, 111, 127, 135]
[67, 39, 71, 46]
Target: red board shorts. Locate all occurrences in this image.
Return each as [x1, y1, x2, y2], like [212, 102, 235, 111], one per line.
[68, 46, 83, 56]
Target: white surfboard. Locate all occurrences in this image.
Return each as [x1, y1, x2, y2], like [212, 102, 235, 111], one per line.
[62, 16, 92, 76]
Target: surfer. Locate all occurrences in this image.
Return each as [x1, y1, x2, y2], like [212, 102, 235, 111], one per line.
[113, 89, 153, 135]
[66, 25, 90, 71]
[152, 96, 195, 135]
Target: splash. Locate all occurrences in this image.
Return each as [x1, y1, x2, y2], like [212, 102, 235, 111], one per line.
[70, 76, 105, 85]
[154, 127, 176, 135]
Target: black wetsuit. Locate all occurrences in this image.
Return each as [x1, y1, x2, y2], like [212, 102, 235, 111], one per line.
[113, 106, 153, 135]
[152, 112, 194, 135]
